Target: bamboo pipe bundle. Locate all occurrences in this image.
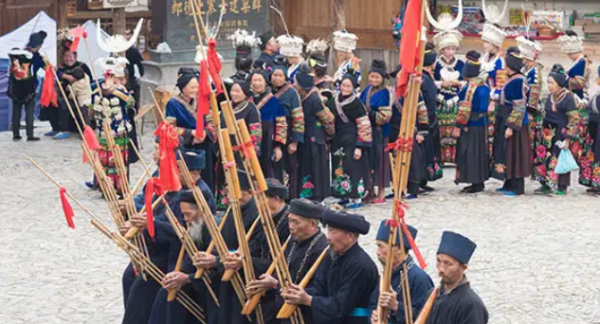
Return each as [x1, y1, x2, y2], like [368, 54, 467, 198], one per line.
[277, 246, 330, 319]
[194, 206, 230, 279]
[81, 143, 147, 278]
[177, 158, 248, 308]
[102, 121, 150, 270]
[90, 219, 207, 323]
[228, 118, 301, 323]
[413, 287, 438, 324]
[217, 128, 256, 284]
[242, 237, 290, 315]
[377, 3, 426, 323]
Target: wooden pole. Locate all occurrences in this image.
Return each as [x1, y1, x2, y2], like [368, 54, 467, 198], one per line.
[167, 246, 187, 301]
[377, 0, 426, 323]
[113, 8, 127, 35]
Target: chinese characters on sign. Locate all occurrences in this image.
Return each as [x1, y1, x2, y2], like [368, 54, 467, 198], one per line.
[167, 0, 266, 53]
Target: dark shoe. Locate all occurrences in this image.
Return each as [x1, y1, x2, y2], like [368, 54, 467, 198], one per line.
[85, 181, 95, 189]
[13, 136, 22, 141]
[27, 137, 40, 142]
[420, 185, 435, 192]
[385, 193, 395, 199]
[406, 194, 418, 200]
[460, 185, 474, 193]
[586, 188, 599, 195]
[466, 185, 484, 194]
[534, 186, 551, 195]
[337, 198, 350, 205]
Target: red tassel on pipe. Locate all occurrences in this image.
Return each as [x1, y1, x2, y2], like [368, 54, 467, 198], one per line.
[40, 66, 57, 108]
[82, 126, 100, 163]
[70, 37, 81, 52]
[394, 200, 427, 269]
[207, 38, 223, 93]
[59, 187, 75, 229]
[154, 123, 181, 192]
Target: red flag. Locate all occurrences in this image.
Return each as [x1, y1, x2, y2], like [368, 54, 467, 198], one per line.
[144, 178, 163, 238]
[196, 59, 211, 139]
[40, 66, 57, 108]
[82, 126, 101, 163]
[59, 187, 75, 229]
[154, 123, 182, 192]
[207, 38, 223, 94]
[69, 27, 87, 52]
[396, 0, 423, 98]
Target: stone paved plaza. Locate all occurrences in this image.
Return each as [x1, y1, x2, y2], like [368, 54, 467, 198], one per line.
[1, 123, 599, 324]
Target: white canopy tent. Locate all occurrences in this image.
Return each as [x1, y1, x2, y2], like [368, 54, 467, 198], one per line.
[0, 11, 57, 66]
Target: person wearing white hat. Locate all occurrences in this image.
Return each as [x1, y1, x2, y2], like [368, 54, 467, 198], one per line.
[277, 33, 305, 82]
[559, 30, 592, 162]
[480, 5, 508, 166]
[431, 12, 464, 165]
[332, 30, 362, 89]
[517, 36, 544, 166]
[86, 20, 143, 193]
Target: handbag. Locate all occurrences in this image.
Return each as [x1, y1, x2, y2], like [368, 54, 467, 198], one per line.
[555, 146, 579, 175]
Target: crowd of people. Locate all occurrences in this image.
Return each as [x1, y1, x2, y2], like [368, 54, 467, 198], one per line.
[6, 4, 600, 324]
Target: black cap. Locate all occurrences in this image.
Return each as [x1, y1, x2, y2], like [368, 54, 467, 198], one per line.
[265, 178, 289, 199]
[177, 68, 200, 92]
[289, 198, 324, 220]
[27, 31, 47, 48]
[505, 46, 524, 72]
[549, 64, 569, 88]
[423, 43, 437, 67]
[259, 31, 275, 51]
[322, 208, 370, 235]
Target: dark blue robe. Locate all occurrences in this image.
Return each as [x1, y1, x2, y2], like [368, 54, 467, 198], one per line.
[305, 243, 379, 324]
[369, 256, 434, 324]
[253, 90, 288, 181]
[425, 280, 488, 324]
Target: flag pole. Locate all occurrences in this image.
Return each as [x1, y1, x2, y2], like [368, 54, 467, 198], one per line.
[377, 0, 427, 323]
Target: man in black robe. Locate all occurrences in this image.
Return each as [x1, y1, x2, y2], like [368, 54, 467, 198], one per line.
[246, 198, 328, 324]
[425, 231, 488, 324]
[244, 178, 292, 323]
[194, 170, 259, 324]
[120, 148, 215, 324]
[258, 31, 279, 71]
[369, 222, 434, 324]
[281, 208, 379, 324]
[148, 190, 216, 324]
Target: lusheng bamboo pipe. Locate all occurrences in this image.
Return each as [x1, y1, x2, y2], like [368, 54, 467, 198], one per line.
[242, 237, 291, 315]
[194, 206, 230, 279]
[90, 219, 207, 323]
[413, 287, 438, 324]
[167, 246, 187, 301]
[277, 246, 330, 319]
[237, 119, 268, 192]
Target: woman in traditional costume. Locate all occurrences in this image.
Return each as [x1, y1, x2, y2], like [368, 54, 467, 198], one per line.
[328, 72, 372, 209]
[579, 67, 600, 195]
[271, 56, 305, 198]
[164, 67, 217, 191]
[481, 18, 507, 159]
[250, 70, 288, 181]
[332, 30, 361, 89]
[306, 39, 334, 103]
[89, 56, 135, 195]
[430, 8, 464, 164]
[421, 43, 443, 188]
[517, 35, 544, 172]
[360, 59, 392, 204]
[491, 47, 531, 196]
[453, 51, 491, 194]
[532, 65, 581, 195]
[293, 64, 335, 201]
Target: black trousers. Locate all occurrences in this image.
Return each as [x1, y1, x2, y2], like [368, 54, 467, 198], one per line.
[12, 99, 35, 138]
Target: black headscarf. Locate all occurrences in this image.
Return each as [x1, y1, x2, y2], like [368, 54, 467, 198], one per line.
[369, 59, 388, 79]
[27, 31, 47, 49]
[233, 80, 251, 98]
[176, 68, 200, 92]
[549, 64, 569, 88]
[462, 50, 481, 79]
[295, 62, 314, 91]
[259, 31, 274, 51]
[423, 43, 437, 67]
[505, 46, 524, 73]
